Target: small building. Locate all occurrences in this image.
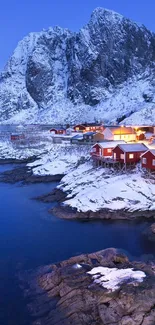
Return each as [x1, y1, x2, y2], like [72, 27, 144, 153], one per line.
[11, 134, 25, 141]
[50, 127, 66, 135]
[83, 132, 104, 143]
[91, 141, 126, 157]
[112, 143, 148, 164]
[73, 123, 104, 133]
[141, 149, 155, 171]
[71, 134, 84, 144]
[103, 127, 136, 142]
[66, 127, 74, 135]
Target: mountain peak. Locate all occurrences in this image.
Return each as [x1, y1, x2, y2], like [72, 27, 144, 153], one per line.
[90, 7, 124, 22]
[0, 8, 155, 125]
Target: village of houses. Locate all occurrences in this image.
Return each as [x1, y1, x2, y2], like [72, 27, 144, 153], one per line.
[8, 123, 155, 174]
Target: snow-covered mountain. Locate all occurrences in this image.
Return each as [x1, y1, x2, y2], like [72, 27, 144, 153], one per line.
[1, 7, 155, 125]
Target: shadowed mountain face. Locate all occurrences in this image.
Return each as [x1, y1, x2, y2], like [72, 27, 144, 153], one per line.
[1, 8, 155, 124]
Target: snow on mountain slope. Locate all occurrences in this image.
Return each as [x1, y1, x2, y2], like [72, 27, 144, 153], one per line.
[1, 7, 155, 124]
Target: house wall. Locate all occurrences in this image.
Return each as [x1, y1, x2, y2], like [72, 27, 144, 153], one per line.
[92, 144, 113, 157]
[103, 128, 114, 140]
[141, 151, 155, 170]
[113, 146, 146, 163]
[113, 147, 125, 162]
[113, 134, 136, 141]
[125, 152, 144, 163]
[74, 125, 86, 132]
[94, 133, 104, 142]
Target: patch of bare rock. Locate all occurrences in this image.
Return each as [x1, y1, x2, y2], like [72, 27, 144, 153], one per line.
[19, 248, 155, 325]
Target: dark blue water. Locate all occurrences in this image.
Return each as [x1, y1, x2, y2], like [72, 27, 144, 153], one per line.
[0, 165, 154, 325]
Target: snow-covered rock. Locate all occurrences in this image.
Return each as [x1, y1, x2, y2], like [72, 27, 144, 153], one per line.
[1, 7, 155, 125]
[28, 144, 90, 175]
[87, 266, 146, 291]
[58, 162, 155, 213]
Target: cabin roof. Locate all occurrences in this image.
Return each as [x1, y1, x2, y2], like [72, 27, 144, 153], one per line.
[50, 127, 65, 131]
[115, 143, 148, 153]
[141, 149, 155, 157]
[93, 140, 126, 149]
[72, 134, 83, 139]
[105, 127, 136, 135]
[84, 131, 96, 136]
[74, 123, 102, 127]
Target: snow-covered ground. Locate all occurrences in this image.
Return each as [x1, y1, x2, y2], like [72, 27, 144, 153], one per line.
[28, 144, 90, 175]
[87, 266, 146, 291]
[58, 161, 155, 213]
[0, 140, 49, 160]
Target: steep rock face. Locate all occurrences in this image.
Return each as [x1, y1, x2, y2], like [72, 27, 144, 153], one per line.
[1, 8, 155, 124]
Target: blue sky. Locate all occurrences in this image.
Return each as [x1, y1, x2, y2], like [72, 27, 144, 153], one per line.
[0, 0, 155, 70]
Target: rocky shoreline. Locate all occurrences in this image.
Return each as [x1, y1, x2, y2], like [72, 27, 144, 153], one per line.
[19, 248, 155, 325]
[0, 165, 63, 184]
[50, 204, 155, 221]
[36, 187, 155, 221]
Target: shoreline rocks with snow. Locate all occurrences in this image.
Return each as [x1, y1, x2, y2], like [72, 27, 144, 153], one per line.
[19, 248, 155, 325]
[0, 166, 63, 184]
[50, 204, 155, 221]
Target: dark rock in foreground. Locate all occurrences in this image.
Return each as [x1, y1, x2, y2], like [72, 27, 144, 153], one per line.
[19, 248, 155, 325]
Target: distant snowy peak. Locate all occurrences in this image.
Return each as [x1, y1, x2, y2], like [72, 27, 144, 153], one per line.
[1, 7, 155, 125]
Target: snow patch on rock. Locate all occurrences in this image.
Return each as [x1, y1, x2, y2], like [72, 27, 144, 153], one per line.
[87, 266, 146, 291]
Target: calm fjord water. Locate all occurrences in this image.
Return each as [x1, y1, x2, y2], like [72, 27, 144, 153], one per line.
[0, 164, 154, 325]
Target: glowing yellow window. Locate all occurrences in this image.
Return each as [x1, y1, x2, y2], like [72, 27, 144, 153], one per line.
[129, 154, 134, 159]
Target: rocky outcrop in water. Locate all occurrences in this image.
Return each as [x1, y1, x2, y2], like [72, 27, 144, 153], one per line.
[1, 8, 155, 124]
[19, 248, 155, 325]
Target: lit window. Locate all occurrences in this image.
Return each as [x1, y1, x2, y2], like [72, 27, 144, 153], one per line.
[142, 158, 147, 164]
[89, 136, 92, 139]
[129, 154, 134, 159]
[107, 148, 112, 153]
[120, 154, 124, 159]
[152, 159, 155, 166]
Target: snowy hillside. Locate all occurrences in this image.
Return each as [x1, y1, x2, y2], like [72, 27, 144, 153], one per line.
[1, 7, 155, 125]
[58, 162, 155, 213]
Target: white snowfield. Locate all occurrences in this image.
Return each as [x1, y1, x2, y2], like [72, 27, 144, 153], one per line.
[0, 140, 48, 160]
[28, 144, 90, 176]
[87, 266, 146, 291]
[58, 162, 155, 213]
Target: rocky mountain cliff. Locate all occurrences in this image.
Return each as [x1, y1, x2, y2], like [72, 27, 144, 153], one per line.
[1, 8, 155, 125]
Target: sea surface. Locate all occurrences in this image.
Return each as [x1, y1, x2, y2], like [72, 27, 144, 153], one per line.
[0, 164, 154, 325]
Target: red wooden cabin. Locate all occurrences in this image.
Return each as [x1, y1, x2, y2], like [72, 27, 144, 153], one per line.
[91, 141, 126, 158]
[141, 149, 155, 170]
[50, 128, 66, 135]
[112, 143, 148, 164]
[74, 124, 104, 133]
[11, 134, 25, 141]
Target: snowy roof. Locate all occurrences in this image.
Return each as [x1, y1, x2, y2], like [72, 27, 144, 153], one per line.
[93, 140, 126, 149]
[105, 127, 136, 135]
[84, 131, 96, 136]
[141, 149, 155, 157]
[115, 143, 148, 153]
[50, 127, 65, 130]
[72, 134, 83, 139]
